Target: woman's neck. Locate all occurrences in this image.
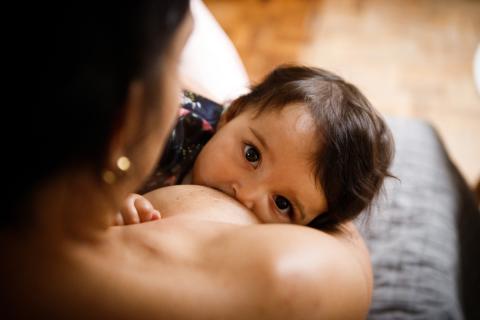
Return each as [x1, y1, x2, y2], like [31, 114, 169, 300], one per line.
[21, 168, 121, 245]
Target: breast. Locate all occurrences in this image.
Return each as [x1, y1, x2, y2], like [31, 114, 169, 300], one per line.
[144, 185, 261, 225]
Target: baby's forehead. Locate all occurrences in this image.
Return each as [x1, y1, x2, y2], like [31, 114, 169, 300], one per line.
[254, 103, 316, 128]
[252, 103, 322, 156]
[294, 111, 316, 134]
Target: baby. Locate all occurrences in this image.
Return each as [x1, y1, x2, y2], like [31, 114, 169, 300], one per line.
[117, 65, 394, 231]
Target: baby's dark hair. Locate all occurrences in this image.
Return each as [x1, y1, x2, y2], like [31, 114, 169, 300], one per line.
[224, 65, 394, 232]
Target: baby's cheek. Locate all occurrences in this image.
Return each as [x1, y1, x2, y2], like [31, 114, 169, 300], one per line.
[191, 156, 208, 186]
[192, 145, 219, 185]
[218, 143, 239, 173]
[194, 131, 236, 186]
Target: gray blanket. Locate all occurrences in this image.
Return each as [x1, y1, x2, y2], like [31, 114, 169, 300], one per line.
[355, 118, 480, 320]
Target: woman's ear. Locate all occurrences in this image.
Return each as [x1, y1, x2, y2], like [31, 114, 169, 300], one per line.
[105, 81, 145, 168]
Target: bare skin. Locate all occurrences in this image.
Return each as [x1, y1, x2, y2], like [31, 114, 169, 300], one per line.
[139, 185, 373, 319]
[1, 9, 372, 319]
[2, 185, 371, 319]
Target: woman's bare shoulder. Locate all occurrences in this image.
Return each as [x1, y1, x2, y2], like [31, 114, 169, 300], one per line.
[203, 223, 372, 319]
[126, 185, 372, 319]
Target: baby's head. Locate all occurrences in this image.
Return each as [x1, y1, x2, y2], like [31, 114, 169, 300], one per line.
[192, 65, 394, 231]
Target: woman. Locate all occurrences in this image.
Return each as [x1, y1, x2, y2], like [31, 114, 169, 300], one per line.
[1, 2, 372, 318]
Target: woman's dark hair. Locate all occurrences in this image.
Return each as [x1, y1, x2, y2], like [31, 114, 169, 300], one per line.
[225, 65, 395, 232]
[4, 1, 190, 227]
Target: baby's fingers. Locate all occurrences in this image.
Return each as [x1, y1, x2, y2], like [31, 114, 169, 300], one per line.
[114, 212, 125, 226]
[119, 193, 142, 225]
[134, 196, 161, 222]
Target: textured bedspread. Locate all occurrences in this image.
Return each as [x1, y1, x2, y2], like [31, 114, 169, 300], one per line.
[355, 118, 480, 320]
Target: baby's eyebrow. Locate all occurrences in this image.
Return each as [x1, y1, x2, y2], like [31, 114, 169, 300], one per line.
[249, 127, 269, 152]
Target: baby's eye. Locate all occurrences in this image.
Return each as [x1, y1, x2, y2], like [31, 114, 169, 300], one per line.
[244, 144, 261, 167]
[274, 195, 293, 217]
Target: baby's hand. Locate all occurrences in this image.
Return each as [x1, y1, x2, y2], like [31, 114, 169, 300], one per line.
[115, 193, 161, 225]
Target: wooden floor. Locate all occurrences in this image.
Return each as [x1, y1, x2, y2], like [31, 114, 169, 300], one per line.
[205, 0, 480, 187]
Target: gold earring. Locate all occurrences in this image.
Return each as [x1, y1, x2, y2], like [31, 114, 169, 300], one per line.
[116, 156, 131, 172]
[102, 156, 131, 184]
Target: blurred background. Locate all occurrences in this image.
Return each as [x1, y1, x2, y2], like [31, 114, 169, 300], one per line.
[204, 0, 480, 190]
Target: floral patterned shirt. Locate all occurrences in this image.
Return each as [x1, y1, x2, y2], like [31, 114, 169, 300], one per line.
[138, 91, 224, 194]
